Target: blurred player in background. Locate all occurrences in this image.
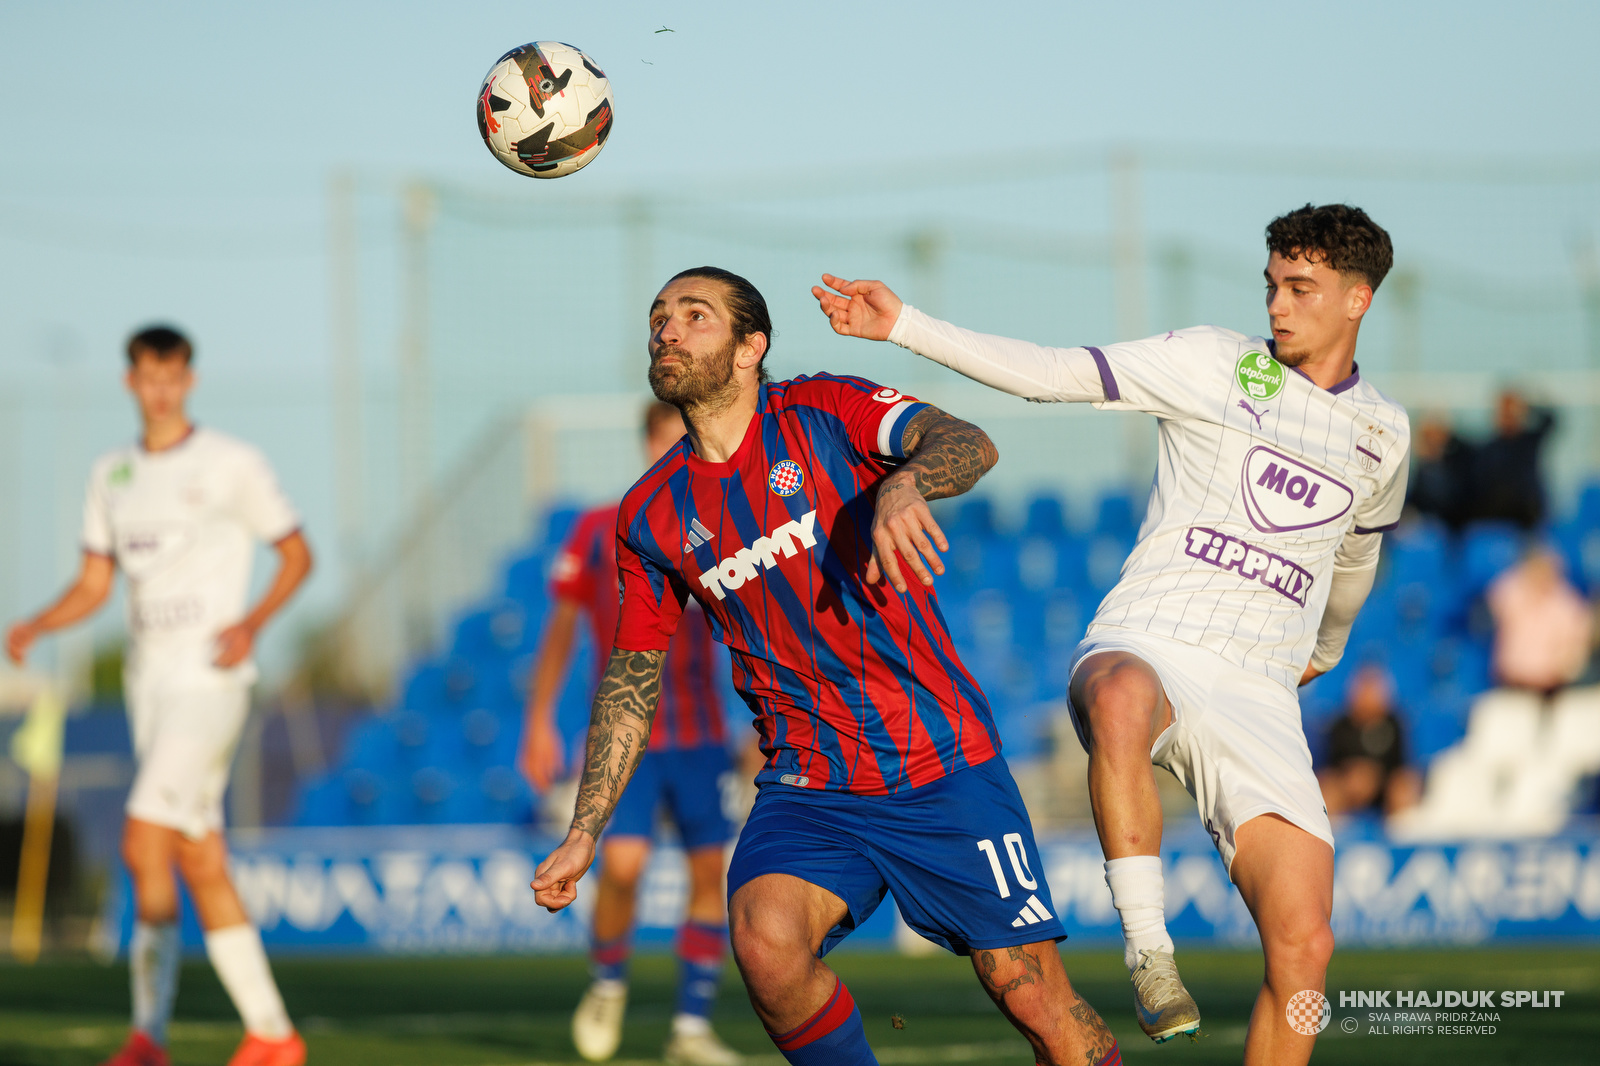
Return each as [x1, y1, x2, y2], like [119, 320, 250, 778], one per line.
[520, 401, 742, 1066]
[5, 327, 313, 1066]
[815, 203, 1409, 1065]
[535, 267, 1121, 1066]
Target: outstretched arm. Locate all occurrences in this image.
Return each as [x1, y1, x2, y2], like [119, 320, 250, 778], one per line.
[5, 551, 115, 665]
[531, 646, 666, 911]
[870, 406, 999, 592]
[813, 273, 1110, 404]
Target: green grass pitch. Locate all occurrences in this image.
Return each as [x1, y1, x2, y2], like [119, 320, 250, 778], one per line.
[1, 947, 1596, 1064]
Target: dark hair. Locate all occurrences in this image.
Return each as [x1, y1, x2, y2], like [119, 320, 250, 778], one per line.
[126, 325, 193, 366]
[1265, 204, 1394, 291]
[666, 266, 773, 381]
[643, 400, 682, 437]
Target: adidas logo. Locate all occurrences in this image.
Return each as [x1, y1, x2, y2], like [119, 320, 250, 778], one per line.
[1010, 894, 1054, 928]
[683, 518, 715, 553]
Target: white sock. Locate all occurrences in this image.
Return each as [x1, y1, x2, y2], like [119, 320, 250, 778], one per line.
[672, 1012, 711, 1037]
[203, 924, 293, 1039]
[1105, 855, 1174, 971]
[131, 921, 182, 1046]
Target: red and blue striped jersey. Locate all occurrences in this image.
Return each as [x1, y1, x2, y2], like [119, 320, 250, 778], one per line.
[549, 504, 725, 751]
[613, 374, 1001, 795]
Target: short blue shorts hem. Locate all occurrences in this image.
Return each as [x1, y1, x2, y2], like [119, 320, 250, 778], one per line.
[727, 756, 1066, 957]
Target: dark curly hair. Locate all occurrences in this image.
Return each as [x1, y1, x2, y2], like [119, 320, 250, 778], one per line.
[1266, 204, 1393, 291]
[666, 266, 774, 382]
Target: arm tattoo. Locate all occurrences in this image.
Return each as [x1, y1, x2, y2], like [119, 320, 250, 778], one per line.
[569, 647, 666, 838]
[894, 406, 998, 501]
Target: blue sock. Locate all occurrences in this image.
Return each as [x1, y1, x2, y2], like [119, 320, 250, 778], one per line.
[768, 978, 877, 1066]
[130, 920, 181, 1046]
[674, 921, 727, 1020]
[590, 933, 630, 983]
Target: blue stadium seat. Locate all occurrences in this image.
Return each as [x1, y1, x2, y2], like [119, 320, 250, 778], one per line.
[1023, 494, 1068, 540]
[1459, 522, 1525, 598]
[1094, 491, 1139, 540]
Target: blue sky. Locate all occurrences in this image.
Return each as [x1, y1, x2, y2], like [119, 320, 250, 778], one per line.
[1, 0, 1597, 682]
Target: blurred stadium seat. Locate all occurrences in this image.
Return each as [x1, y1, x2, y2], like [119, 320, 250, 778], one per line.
[293, 483, 1600, 835]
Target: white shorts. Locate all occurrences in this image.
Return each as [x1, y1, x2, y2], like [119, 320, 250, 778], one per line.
[1066, 627, 1333, 873]
[124, 673, 250, 840]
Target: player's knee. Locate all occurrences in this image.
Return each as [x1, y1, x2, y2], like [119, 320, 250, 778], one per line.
[1080, 662, 1162, 751]
[174, 842, 228, 888]
[1265, 915, 1334, 977]
[729, 913, 810, 997]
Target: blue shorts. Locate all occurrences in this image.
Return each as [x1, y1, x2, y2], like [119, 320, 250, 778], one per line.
[727, 756, 1065, 956]
[608, 744, 733, 850]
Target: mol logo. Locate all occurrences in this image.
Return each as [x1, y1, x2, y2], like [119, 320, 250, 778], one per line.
[698, 510, 818, 601]
[1241, 446, 1353, 533]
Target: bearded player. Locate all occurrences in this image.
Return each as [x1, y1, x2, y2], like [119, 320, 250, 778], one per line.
[521, 401, 741, 1066]
[6, 327, 312, 1066]
[814, 204, 1408, 1065]
[534, 267, 1121, 1066]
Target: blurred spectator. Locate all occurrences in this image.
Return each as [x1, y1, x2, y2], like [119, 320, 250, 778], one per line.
[1406, 413, 1471, 529]
[1487, 545, 1591, 693]
[1318, 665, 1421, 817]
[1468, 390, 1556, 529]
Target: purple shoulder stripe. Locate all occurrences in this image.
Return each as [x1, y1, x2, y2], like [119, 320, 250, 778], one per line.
[1353, 520, 1400, 534]
[1085, 346, 1119, 402]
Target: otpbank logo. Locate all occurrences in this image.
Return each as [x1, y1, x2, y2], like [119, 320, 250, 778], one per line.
[1241, 446, 1353, 533]
[698, 510, 818, 600]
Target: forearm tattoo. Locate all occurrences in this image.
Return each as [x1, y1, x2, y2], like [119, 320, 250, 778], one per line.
[570, 647, 665, 837]
[895, 406, 999, 500]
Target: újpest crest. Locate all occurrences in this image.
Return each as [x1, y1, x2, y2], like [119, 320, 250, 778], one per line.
[1236, 350, 1284, 401]
[769, 460, 804, 497]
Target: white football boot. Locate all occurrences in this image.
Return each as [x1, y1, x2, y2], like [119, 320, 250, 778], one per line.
[663, 1020, 743, 1066]
[1131, 948, 1202, 1042]
[572, 979, 628, 1061]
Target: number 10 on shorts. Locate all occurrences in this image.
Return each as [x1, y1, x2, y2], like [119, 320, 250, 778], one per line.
[976, 834, 1038, 898]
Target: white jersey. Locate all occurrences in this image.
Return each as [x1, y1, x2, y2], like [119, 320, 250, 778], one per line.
[889, 307, 1411, 691]
[81, 427, 300, 686]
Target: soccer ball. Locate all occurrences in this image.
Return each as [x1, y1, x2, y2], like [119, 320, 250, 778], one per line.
[476, 42, 614, 179]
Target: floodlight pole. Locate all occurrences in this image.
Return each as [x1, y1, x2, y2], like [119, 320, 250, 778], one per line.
[907, 229, 945, 381]
[329, 171, 366, 580]
[1576, 233, 1600, 469]
[1110, 148, 1153, 486]
[1389, 267, 1422, 375]
[399, 181, 436, 655]
[623, 197, 653, 388]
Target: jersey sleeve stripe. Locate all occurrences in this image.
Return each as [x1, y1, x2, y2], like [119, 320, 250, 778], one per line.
[1085, 346, 1120, 402]
[1352, 520, 1399, 534]
[876, 400, 929, 458]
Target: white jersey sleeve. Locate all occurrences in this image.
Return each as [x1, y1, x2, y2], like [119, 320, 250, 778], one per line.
[230, 445, 300, 543]
[81, 456, 117, 556]
[887, 305, 1108, 402]
[1351, 449, 1407, 533]
[888, 306, 1240, 419]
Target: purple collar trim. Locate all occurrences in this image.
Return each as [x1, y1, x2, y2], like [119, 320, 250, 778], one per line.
[1266, 339, 1360, 394]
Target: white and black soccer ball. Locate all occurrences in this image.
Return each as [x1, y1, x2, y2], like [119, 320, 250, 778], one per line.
[476, 42, 614, 179]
